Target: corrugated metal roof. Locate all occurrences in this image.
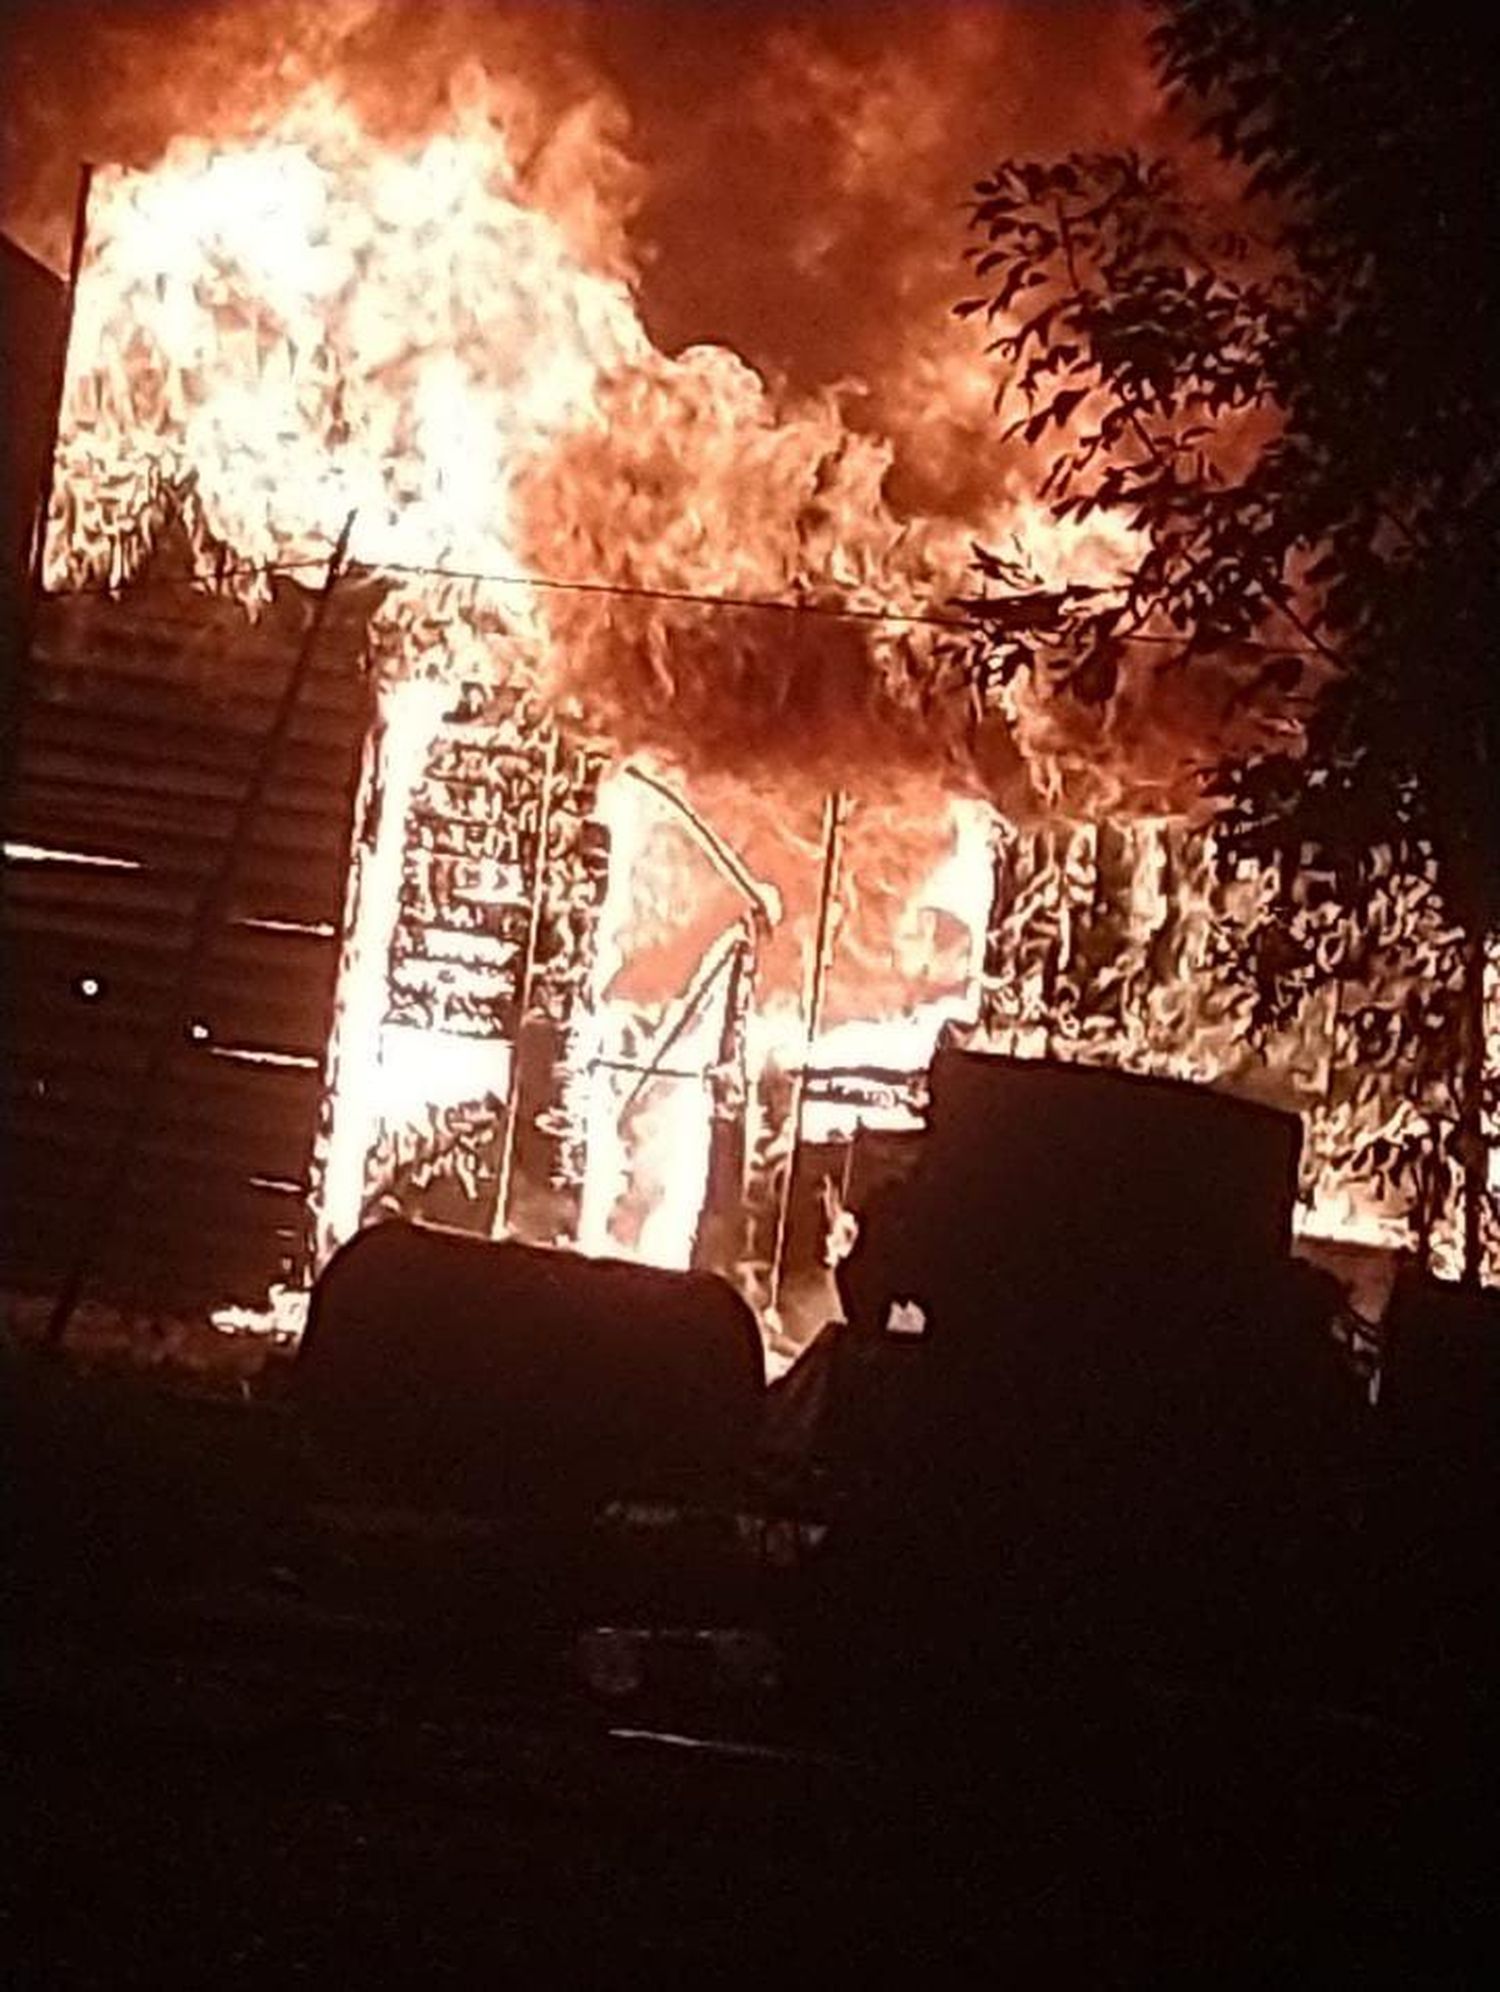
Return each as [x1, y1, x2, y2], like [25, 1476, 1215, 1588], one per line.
[2, 545, 378, 1311]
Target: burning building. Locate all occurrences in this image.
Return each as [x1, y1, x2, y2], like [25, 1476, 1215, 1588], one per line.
[3, 12, 1495, 1349]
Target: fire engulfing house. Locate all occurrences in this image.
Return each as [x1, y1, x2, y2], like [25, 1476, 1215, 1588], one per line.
[2, 86, 1493, 1342]
[7, 545, 1474, 1339]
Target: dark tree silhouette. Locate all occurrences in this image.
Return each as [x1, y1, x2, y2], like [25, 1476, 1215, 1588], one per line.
[958, 0, 1498, 1280]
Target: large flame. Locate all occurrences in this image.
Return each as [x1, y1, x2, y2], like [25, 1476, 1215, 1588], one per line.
[23, 5, 1495, 1315]
[37, 13, 1200, 809]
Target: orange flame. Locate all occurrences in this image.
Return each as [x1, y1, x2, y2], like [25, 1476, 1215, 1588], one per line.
[22, 7, 1492, 1304]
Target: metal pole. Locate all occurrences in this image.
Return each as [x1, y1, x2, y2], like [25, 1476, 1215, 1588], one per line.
[492, 724, 559, 1238]
[692, 919, 757, 1272]
[45, 512, 357, 1345]
[768, 790, 844, 1317]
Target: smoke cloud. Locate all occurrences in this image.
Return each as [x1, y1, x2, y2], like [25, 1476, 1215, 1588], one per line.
[2, 1, 1162, 504]
[8, 2, 1290, 813]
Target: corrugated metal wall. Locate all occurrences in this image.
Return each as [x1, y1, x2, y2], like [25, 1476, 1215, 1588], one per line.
[2, 555, 378, 1313]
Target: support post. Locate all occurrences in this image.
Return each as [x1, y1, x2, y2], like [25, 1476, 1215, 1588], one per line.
[692, 920, 757, 1273]
[768, 790, 844, 1318]
[492, 724, 559, 1238]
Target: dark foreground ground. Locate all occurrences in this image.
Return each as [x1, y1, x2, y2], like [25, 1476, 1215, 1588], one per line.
[5, 1336, 1496, 1986]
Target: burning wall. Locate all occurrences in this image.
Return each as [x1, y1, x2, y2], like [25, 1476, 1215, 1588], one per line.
[314, 671, 998, 1339]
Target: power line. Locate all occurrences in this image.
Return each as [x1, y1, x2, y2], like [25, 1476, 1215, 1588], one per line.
[374, 558, 979, 632]
[47, 556, 1317, 661]
[47, 551, 982, 632]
